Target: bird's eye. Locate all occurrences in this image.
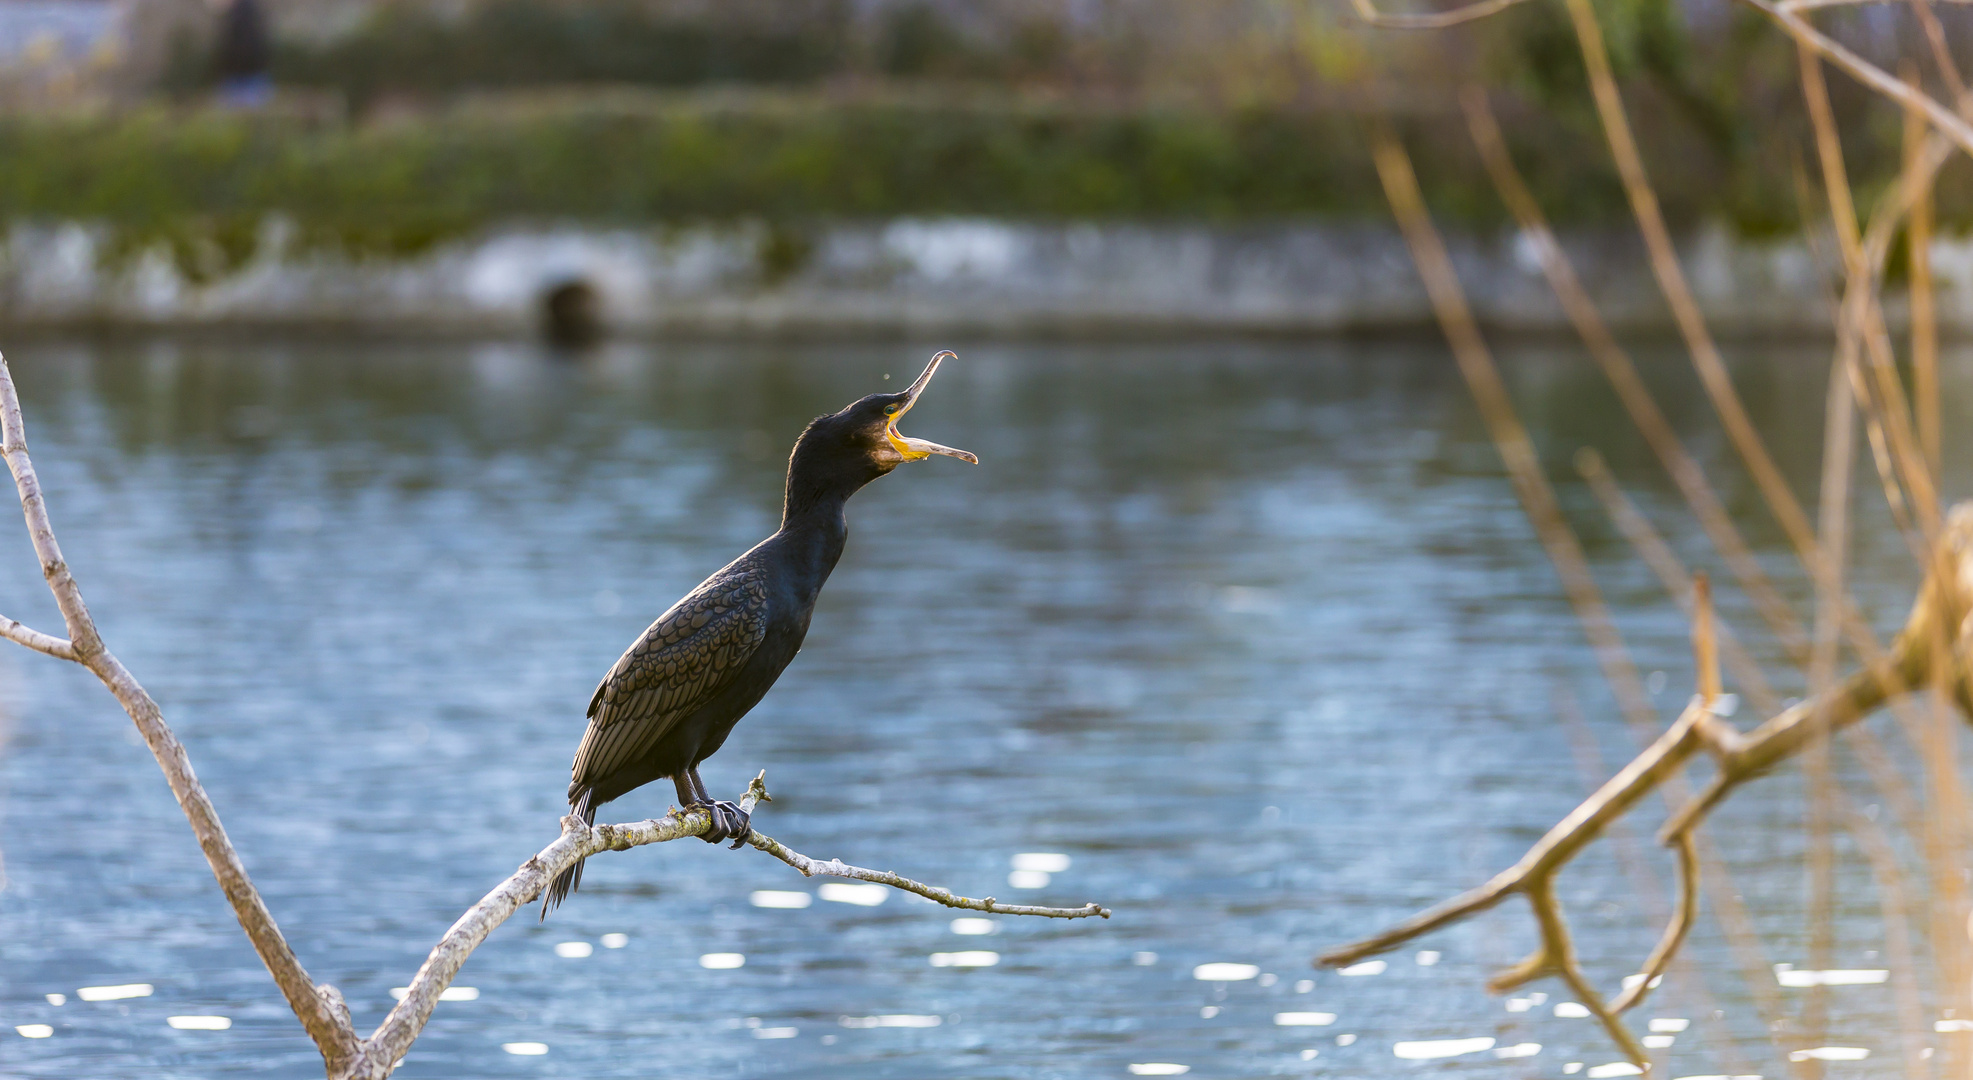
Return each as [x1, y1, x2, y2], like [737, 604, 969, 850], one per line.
[883, 404, 900, 415]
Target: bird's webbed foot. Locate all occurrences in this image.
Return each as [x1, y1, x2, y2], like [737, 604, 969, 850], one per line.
[694, 800, 753, 849]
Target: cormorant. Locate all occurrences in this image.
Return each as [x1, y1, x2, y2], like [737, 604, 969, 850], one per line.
[543, 353, 976, 914]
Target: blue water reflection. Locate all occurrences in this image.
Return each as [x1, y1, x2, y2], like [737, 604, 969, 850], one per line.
[0, 337, 1950, 1078]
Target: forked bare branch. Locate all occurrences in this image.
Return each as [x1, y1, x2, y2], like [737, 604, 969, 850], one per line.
[1321, 497, 1973, 1024]
[0, 352, 363, 1075]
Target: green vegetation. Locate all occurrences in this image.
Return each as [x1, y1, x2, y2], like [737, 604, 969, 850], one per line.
[264, 0, 849, 105]
[0, 90, 1959, 262]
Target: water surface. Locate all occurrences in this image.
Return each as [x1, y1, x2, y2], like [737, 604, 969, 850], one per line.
[0, 336, 1957, 1078]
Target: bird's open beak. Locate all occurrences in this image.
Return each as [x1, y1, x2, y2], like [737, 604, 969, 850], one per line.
[886, 351, 979, 464]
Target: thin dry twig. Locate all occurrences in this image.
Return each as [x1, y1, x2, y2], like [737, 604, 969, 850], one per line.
[1574, 449, 1780, 715]
[1781, 0, 1973, 8]
[1561, 0, 1817, 563]
[1344, 0, 1533, 28]
[0, 352, 1106, 1080]
[1800, 207, 1856, 1059]
[1367, 127, 1654, 734]
[1905, 70, 1941, 477]
[1745, 0, 1973, 159]
[1839, 787, 1931, 1080]
[1800, 46, 1938, 555]
[1462, 86, 1807, 659]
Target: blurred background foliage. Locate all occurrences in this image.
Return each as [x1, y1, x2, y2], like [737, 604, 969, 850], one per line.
[0, 0, 1964, 255]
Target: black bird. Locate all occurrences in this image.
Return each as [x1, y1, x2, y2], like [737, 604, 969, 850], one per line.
[543, 353, 976, 914]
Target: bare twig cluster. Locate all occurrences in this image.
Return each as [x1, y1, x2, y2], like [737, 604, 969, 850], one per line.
[0, 354, 1106, 1080]
[1333, 0, 1973, 1069]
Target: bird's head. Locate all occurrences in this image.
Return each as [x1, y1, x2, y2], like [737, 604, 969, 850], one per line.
[784, 352, 977, 512]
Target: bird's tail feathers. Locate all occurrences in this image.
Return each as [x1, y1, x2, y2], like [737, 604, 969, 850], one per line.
[541, 791, 597, 921]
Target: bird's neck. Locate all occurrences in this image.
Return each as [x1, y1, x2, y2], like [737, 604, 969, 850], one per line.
[777, 450, 858, 586]
[775, 496, 849, 590]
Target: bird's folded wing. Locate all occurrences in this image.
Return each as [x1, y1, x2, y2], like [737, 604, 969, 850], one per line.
[570, 573, 768, 785]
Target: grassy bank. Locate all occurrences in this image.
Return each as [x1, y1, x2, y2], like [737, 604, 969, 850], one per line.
[0, 89, 1955, 266]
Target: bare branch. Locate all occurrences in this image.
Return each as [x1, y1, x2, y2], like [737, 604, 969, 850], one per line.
[1840, 788, 1931, 1079]
[0, 358, 101, 657]
[1610, 833, 1697, 1014]
[1562, 0, 1818, 565]
[359, 784, 775, 1076]
[1781, 0, 1973, 8]
[352, 773, 1104, 1078]
[1320, 698, 1711, 968]
[1326, 505, 1973, 1060]
[1905, 68, 1942, 477]
[0, 612, 73, 659]
[1574, 448, 1779, 721]
[1366, 127, 1656, 733]
[748, 835, 1110, 919]
[1741, 0, 1973, 159]
[1463, 87, 1808, 660]
[1344, 0, 1534, 29]
[0, 354, 362, 1074]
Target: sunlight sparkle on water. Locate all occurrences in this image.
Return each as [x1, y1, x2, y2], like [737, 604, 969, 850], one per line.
[43, 994, 63, 1006]
[1588, 1064, 1644, 1077]
[753, 1027, 798, 1039]
[167, 1016, 231, 1030]
[77, 984, 152, 1001]
[502, 1042, 548, 1055]
[1128, 1065, 1189, 1076]
[1339, 960, 1386, 976]
[750, 890, 814, 908]
[554, 942, 593, 958]
[1495, 1043, 1541, 1058]
[1012, 853, 1071, 873]
[1274, 1012, 1335, 1026]
[1008, 870, 1051, 889]
[930, 951, 999, 967]
[1644, 1035, 1676, 1049]
[1651, 1018, 1689, 1032]
[1193, 963, 1259, 981]
[700, 953, 745, 969]
[1555, 1002, 1591, 1017]
[817, 883, 887, 906]
[1790, 1048, 1869, 1062]
[389, 986, 478, 1001]
[1773, 965, 1888, 987]
[1394, 1037, 1494, 1059]
[951, 918, 996, 935]
[840, 1015, 942, 1028]
[15, 1025, 53, 1039]
[601, 934, 629, 948]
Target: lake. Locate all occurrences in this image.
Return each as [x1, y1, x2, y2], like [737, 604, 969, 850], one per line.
[0, 335, 1954, 1078]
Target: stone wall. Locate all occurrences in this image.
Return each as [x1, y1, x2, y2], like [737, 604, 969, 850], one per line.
[0, 217, 1957, 337]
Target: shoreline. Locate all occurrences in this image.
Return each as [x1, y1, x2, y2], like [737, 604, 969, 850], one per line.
[0, 217, 1957, 338]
